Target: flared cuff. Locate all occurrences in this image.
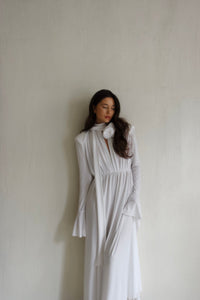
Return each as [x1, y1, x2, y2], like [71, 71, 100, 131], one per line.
[72, 209, 86, 237]
[122, 200, 142, 232]
[122, 200, 142, 220]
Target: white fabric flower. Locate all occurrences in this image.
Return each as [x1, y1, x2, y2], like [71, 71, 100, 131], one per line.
[103, 123, 115, 139]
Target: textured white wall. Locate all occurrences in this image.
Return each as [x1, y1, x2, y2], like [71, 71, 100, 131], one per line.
[0, 0, 200, 299]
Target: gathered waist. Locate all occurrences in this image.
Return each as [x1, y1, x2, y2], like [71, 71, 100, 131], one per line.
[90, 168, 131, 190]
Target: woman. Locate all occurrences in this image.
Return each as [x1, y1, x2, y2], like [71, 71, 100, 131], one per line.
[72, 89, 142, 300]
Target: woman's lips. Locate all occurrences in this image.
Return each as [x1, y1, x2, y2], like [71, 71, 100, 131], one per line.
[105, 116, 111, 119]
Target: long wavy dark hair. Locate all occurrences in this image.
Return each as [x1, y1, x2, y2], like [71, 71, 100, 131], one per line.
[80, 89, 133, 159]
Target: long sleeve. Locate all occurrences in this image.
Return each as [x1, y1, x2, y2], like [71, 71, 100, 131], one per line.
[72, 136, 92, 237]
[122, 125, 142, 231]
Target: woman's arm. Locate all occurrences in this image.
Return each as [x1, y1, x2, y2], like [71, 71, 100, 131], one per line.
[122, 125, 142, 231]
[72, 136, 92, 237]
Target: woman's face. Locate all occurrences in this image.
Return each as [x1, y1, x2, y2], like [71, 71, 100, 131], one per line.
[93, 97, 115, 123]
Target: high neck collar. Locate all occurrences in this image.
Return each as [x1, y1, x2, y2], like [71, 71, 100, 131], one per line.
[92, 122, 107, 130]
[92, 121, 113, 130]
[91, 121, 115, 138]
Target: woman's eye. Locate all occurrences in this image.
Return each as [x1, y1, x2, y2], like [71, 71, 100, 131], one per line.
[103, 106, 115, 110]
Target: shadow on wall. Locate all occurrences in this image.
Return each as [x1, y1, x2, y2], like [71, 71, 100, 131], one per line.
[54, 97, 89, 300]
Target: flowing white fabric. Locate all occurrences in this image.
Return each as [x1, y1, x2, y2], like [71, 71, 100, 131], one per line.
[72, 121, 142, 300]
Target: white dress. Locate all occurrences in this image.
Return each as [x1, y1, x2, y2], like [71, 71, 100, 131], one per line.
[72, 121, 142, 300]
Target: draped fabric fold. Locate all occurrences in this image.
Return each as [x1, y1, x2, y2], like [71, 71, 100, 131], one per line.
[91, 121, 115, 267]
[92, 129, 106, 267]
